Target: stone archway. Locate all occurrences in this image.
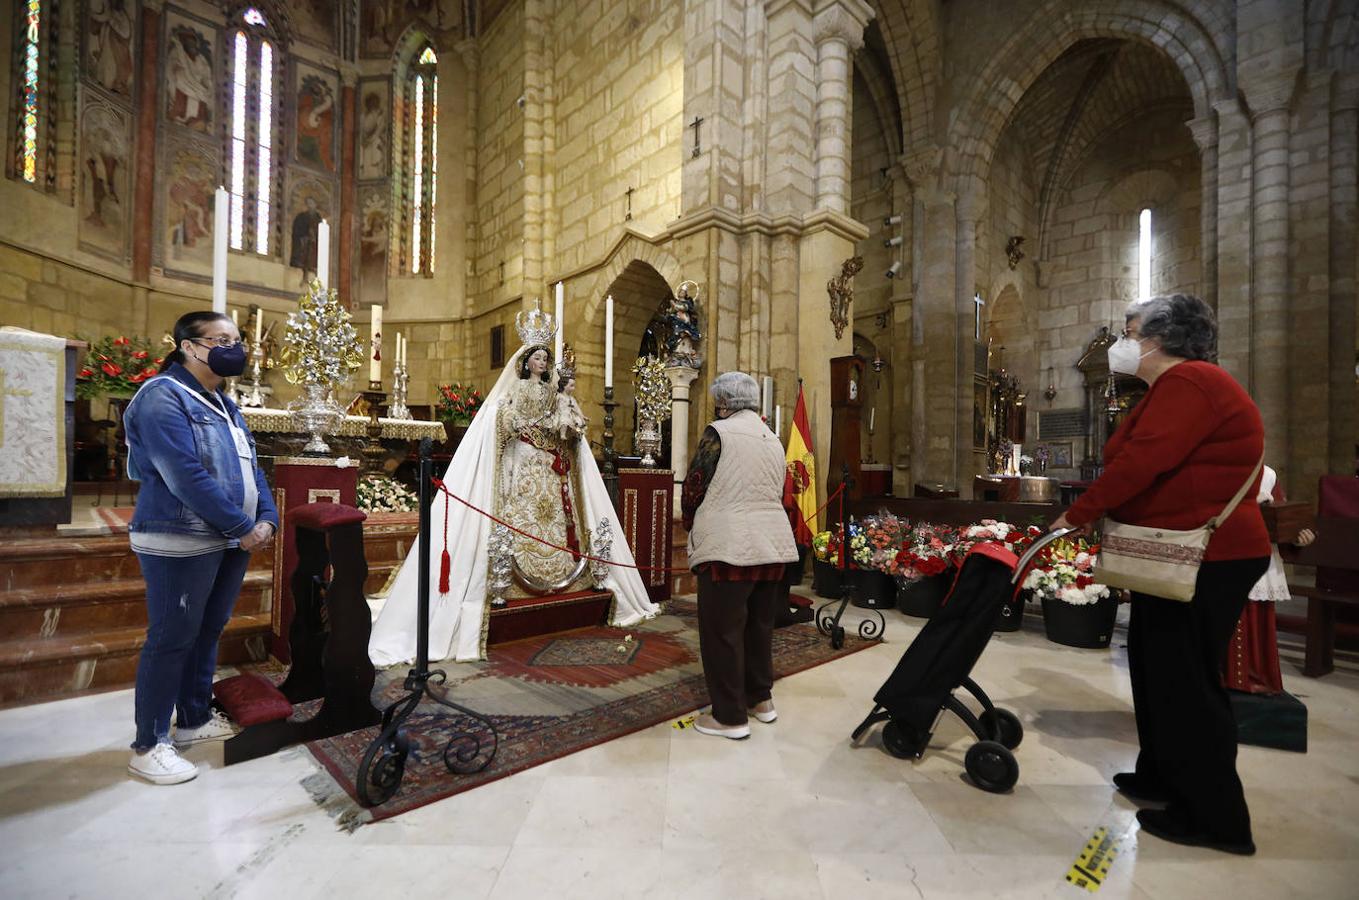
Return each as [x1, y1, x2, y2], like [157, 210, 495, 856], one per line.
[599, 259, 675, 457]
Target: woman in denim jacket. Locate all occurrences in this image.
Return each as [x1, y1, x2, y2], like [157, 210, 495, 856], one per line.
[122, 311, 278, 784]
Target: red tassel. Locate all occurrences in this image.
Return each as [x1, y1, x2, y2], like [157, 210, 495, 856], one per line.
[438, 488, 452, 593]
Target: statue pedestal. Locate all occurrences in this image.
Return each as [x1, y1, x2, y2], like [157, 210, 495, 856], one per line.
[619, 467, 674, 604]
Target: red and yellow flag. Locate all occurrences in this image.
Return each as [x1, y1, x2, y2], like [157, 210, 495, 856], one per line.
[783, 383, 818, 545]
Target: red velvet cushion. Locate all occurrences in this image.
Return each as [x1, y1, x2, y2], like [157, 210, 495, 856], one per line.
[290, 501, 367, 531]
[213, 673, 293, 726]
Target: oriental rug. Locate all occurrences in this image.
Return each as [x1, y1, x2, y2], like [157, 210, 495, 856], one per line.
[302, 597, 875, 825]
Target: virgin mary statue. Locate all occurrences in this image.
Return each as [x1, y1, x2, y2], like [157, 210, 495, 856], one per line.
[369, 304, 658, 665]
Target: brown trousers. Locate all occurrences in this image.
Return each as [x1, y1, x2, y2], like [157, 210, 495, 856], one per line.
[696, 570, 780, 726]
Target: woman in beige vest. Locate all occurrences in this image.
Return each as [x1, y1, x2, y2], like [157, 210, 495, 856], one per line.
[682, 372, 799, 739]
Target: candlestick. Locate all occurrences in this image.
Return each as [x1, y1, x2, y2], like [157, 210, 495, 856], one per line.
[231, 309, 238, 327]
[360, 387, 388, 475]
[774, 405, 781, 438]
[389, 358, 410, 420]
[601, 384, 619, 508]
[554, 282, 564, 365]
[604, 294, 614, 388]
[369, 305, 383, 385]
[254, 309, 263, 345]
[761, 376, 773, 419]
[317, 219, 331, 290]
[212, 186, 228, 314]
[868, 407, 875, 433]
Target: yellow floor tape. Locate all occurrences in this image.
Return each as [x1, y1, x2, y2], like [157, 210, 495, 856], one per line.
[672, 714, 697, 730]
[1065, 826, 1120, 892]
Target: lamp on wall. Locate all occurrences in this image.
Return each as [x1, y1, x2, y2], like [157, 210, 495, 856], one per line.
[1044, 366, 1057, 402]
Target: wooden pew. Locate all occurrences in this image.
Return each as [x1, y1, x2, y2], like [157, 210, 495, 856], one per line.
[1280, 516, 1359, 678]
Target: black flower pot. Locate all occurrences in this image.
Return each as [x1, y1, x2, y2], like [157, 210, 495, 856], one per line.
[850, 569, 897, 609]
[812, 559, 844, 599]
[1041, 593, 1118, 648]
[783, 547, 809, 588]
[993, 589, 1028, 633]
[896, 572, 951, 618]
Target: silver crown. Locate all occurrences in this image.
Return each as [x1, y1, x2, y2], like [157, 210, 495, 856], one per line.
[515, 299, 557, 349]
[556, 344, 577, 380]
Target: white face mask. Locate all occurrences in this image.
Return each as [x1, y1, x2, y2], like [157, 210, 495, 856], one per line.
[1107, 336, 1155, 376]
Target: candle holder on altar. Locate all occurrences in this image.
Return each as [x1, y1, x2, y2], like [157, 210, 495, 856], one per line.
[224, 376, 241, 407]
[388, 361, 410, 420]
[360, 381, 388, 475]
[601, 385, 619, 507]
[238, 342, 269, 408]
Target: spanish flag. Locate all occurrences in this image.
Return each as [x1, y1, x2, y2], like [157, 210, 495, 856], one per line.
[783, 383, 818, 545]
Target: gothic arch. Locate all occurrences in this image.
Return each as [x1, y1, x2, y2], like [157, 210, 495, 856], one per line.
[872, 0, 941, 155]
[945, 0, 1231, 192]
[582, 233, 683, 323]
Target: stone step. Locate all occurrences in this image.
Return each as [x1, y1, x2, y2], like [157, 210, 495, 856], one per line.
[0, 613, 271, 708]
[0, 572, 274, 641]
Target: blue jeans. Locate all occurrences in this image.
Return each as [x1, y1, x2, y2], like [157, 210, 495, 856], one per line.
[132, 549, 251, 750]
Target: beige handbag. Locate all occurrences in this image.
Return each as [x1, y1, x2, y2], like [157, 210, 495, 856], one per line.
[1094, 455, 1264, 602]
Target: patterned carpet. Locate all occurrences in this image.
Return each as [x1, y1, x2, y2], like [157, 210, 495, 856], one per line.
[304, 597, 875, 825]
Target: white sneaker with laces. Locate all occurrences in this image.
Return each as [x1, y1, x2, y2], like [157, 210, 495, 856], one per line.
[173, 709, 240, 748]
[748, 701, 777, 724]
[128, 742, 199, 785]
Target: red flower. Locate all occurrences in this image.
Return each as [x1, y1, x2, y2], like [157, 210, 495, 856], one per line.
[101, 362, 123, 377]
[153, 357, 164, 366]
[79, 367, 93, 378]
[113, 336, 130, 347]
[1075, 575, 1095, 589]
[132, 350, 148, 360]
[141, 366, 157, 377]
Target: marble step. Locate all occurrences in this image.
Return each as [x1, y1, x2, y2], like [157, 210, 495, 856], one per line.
[0, 613, 271, 708]
[0, 572, 273, 641]
[0, 534, 275, 591]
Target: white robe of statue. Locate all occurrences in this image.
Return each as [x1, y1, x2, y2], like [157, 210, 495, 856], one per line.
[369, 345, 658, 665]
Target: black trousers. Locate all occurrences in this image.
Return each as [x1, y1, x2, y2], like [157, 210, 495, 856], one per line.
[1128, 557, 1268, 842]
[695, 570, 780, 726]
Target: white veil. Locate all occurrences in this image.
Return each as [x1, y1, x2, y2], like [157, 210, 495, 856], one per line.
[368, 346, 659, 665]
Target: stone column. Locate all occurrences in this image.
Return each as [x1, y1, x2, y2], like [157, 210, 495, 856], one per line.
[890, 293, 913, 494]
[1186, 112, 1219, 309]
[521, 0, 550, 301]
[953, 188, 984, 493]
[131, 1, 163, 283]
[1248, 75, 1299, 469]
[1329, 82, 1359, 473]
[338, 68, 357, 304]
[811, 0, 873, 213]
[665, 365, 700, 518]
[1211, 98, 1253, 381]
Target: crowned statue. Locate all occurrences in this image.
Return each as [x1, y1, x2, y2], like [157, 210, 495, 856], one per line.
[369, 302, 658, 665]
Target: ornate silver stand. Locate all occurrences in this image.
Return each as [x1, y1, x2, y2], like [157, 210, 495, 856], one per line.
[288, 382, 345, 455]
[238, 343, 270, 409]
[388, 361, 410, 420]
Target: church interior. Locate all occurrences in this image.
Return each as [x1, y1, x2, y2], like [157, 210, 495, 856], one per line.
[2, 0, 1358, 896]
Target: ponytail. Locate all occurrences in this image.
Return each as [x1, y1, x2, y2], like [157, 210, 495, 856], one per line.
[161, 311, 231, 373]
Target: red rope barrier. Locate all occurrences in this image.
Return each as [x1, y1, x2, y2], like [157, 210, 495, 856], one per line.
[429, 477, 844, 576]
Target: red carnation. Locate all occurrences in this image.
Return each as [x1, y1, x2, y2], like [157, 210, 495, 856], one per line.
[79, 367, 93, 378]
[132, 349, 148, 360]
[113, 336, 130, 347]
[101, 362, 122, 377]
[153, 357, 164, 366]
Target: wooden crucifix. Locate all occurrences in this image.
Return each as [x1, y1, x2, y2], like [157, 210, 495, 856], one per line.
[689, 115, 705, 158]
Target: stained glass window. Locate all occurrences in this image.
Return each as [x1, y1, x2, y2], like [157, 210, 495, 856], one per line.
[407, 46, 438, 275]
[18, 0, 42, 183]
[227, 10, 278, 254]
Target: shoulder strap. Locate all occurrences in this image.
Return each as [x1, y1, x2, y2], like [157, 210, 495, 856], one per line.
[1208, 452, 1266, 531]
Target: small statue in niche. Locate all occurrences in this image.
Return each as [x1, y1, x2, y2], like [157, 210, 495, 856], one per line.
[663, 280, 704, 368]
[827, 256, 864, 339]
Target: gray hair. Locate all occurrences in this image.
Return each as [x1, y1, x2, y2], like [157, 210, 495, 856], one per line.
[1124, 293, 1217, 361]
[709, 371, 761, 413]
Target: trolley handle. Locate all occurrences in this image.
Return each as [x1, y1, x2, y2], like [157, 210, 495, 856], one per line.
[1011, 527, 1075, 586]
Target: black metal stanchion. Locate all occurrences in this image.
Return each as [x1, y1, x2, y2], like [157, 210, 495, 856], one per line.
[601, 385, 619, 509]
[815, 464, 886, 648]
[356, 439, 499, 807]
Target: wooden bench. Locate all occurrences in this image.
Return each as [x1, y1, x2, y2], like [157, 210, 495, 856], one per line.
[1280, 516, 1359, 678]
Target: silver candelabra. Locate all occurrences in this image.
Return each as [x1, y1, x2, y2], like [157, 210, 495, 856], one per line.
[238, 342, 269, 408]
[388, 360, 410, 420]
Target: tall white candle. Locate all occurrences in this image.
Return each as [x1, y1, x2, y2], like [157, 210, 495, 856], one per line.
[604, 294, 614, 389]
[316, 219, 331, 290]
[369, 305, 383, 384]
[554, 282, 564, 365]
[774, 405, 782, 438]
[761, 376, 773, 418]
[212, 186, 228, 313]
[254, 310, 263, 345]
[396, 332, 404, 367]
[231, 309, 238, 327]
[869, 407, 875, 433]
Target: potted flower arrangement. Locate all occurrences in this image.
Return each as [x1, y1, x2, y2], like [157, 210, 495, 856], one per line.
[357, 475, 419, 513]
[810, 529, 843, 599]
[848, 514, 908, 609]
[893, 522, 958, 618]
[1020, 536, 1115, 648]
[76, 335, 162, 400]
[436, 382, 483, 449]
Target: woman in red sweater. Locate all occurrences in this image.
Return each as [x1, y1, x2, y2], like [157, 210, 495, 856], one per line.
[1052, 293, 1268, 856]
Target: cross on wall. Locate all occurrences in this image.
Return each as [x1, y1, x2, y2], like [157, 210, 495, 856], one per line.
[689, 116, 704, 158]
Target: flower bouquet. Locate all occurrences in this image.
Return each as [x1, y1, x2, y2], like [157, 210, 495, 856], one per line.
[436, 382, 483, 426]
[1020, 537, 1117, 648]
[847, 515, 909, 609]
[77, 335, 163, 399]
[892, 522, 959, 617]
[356, 475, 418, 513]
[810, 527, 845, 599]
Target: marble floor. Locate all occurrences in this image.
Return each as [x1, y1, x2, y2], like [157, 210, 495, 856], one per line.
[2, 607, 1357, 899]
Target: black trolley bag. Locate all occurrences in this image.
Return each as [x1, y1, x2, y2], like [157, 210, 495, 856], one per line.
[851, 529, 1073, 793]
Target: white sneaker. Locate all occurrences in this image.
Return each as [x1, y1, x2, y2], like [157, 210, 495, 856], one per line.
[128, 742, 199, 785]
[693, 713, 750, 740]
[173, 709, 240, 748]
[748, 701, 777, 724]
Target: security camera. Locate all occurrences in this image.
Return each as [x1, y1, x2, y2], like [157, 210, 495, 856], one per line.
[885, 261, 902, 279]
[884, 214, 902, 227]
[883, 235, 903, 248]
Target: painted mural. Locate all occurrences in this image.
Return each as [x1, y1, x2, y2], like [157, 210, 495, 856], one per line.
[357, 79, 390, 181]
[85, 0, 136, 96]
[358, 186, 389, 305]
[162, 145, 218, 270]
[290, 0, 337, 50]
[294, 63, 338, 173]
[79, 104, 130, 259]
[286, 179, 333, 285]
[360, 0, 447, 58]
[164, 14, 216, 133]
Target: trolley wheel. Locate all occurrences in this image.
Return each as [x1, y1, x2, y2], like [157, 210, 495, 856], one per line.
[881, 718, 925, 760]
[964, 740, 1019, 793]
[979, 708, 1024, 750]
[831, 626, 845, 649]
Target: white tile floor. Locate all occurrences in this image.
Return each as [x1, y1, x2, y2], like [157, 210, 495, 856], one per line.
[2, 608, 1357, 899]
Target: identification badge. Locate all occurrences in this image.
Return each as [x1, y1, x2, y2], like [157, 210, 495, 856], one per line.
[231, 427, 253, 459]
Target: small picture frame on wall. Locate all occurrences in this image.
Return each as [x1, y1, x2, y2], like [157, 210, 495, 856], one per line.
[1048, 441, 1074, 469]
[490, 325, 505, 370]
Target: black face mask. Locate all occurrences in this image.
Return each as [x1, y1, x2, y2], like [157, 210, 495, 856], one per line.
[192, 341, 248, 377]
